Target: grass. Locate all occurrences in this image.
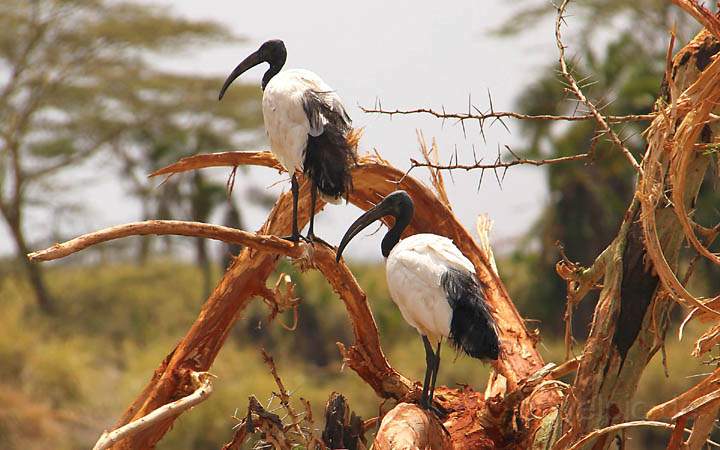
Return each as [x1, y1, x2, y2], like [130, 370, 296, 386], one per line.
[0, 259, 715, 449]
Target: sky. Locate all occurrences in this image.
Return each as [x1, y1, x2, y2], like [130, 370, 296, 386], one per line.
[2, 0, 561, 261]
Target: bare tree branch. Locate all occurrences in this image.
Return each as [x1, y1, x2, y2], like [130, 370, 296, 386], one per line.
[150, 151, 556, 401]
[28, 220, 302, 262]
[566, 421, 703, 450]
[92, 372, 214, 450]
[670, 0, 720, 39]
[360, 106, 655, 124]
[408, 151, 588, 173]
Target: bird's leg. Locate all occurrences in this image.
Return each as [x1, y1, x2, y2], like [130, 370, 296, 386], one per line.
[429, 341, 441, 404]
[282, 174, 304, 243]
[420, 335, 435, 410]
[305, 183, 317, 242]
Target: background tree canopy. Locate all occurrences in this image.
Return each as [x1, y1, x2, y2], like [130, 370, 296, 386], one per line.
[0, 0, 262, 312]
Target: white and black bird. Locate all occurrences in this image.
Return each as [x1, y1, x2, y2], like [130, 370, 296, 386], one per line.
[335, 191, 500, 411]
[218, 39, 357, 242]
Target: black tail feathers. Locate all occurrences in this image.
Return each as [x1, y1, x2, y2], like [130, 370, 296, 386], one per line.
[441, 268, 500, 360]
[303, 124, 357, 201]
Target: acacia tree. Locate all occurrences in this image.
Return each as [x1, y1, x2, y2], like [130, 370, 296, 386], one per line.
[111, 71, 261, 290]
[25, 1, 720, 449]
[0, 0, 255, 312]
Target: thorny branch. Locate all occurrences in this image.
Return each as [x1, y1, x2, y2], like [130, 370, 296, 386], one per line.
[223, 351, 332, 450]
[555, 0, 642, 173]
[260, 349, 306, 441]
[360, 105, 655, 125]
[408, 148, 589, 173]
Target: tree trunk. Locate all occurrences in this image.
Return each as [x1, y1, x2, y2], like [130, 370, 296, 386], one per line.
[552, 29, 720, 449]
[5, 213, 53, 313]
[195, 235, 212, 298]
[136, 202, 152, 265]
[222, 200, 244, 269]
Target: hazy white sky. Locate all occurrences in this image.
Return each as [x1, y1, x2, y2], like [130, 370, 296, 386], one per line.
[2, 0, 561, 260]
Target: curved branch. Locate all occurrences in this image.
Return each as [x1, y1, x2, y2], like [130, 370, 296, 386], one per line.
[566, 421, 689, 450]
[28, 220, 301, 262]
[150, 151, 554, 400]
[671, 112, 720, 267]
[149, 150, 281, 178]
[637, 46, 720, 316]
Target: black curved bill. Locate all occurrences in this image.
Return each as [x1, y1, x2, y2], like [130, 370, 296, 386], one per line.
[335, 203, 392, 262]
[218, 50, 263, 100]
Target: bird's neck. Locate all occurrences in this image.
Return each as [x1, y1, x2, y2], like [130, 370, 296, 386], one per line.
[261, 65, 281, 90]
[381, 212, 412, 257]
[261, 52, 286, 90]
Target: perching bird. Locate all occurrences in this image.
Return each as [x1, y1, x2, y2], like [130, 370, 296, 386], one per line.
[218, 39, 358, 242]
[335, 190, 500, 412]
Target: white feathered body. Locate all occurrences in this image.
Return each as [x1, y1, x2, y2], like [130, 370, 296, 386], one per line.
[262, 69, 345, 176]
[385, 233, 476, 347]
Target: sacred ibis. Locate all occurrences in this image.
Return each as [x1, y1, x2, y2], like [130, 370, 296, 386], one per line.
[335, 191, 500, 412]
[218, 39, 357, 242]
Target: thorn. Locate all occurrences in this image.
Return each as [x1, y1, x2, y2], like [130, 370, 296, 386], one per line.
[478, 168, 485, 191]
[505, 145, 521, 160]
[494, 116, 511, 134]
[493, 165, 502, 188]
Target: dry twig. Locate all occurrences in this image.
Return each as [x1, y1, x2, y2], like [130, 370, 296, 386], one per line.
[566, 420, 703, 450]
[92, 372, 213, 450]
[260, 349, 305, 440]
[408, 150, 589, 173]
[360, 105, 654, 124]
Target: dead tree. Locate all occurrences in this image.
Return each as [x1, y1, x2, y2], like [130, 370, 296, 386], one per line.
[28, 1, 720, 448]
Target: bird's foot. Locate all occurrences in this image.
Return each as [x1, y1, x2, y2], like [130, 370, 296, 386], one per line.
[282, 233, 309, 244]
[429, 403, 448, 420]
[419, 398, 448, 420]
[304, 232, 331, 247]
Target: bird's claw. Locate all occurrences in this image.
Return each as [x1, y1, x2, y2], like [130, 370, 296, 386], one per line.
[428, 404, 448, 420]
[305, 233, 332, 247]
[282, 233, 309, 244]
[419, 399, 448, 420]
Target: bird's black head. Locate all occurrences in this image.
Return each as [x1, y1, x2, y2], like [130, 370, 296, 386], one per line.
[336, 190, 414, 261]
[218, 39, 287, 99]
